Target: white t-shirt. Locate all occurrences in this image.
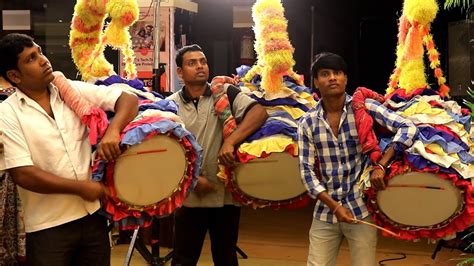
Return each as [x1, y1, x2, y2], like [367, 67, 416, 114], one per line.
[0, 80, 122, 232]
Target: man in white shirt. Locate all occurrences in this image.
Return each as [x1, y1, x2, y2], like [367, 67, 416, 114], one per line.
[0, 33, 138, 266]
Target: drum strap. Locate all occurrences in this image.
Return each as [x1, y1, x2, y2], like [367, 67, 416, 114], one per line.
[210, 76, 238, 139]
[351, 87, 384, 163]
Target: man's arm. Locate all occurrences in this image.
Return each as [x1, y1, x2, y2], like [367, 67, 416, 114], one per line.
[218, 103, 267, 166]
[366, 98, 418, 190]
[97, 91, 138, 161]
[8, 166, 105, 201]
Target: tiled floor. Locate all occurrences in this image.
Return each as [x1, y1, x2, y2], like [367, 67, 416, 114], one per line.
[111, 203, 471, 265]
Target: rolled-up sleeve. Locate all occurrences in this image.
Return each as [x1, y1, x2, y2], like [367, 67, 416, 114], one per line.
[0, 103, 34, 170]
[297, 115, 326, 198]
[70, 80, 123, 111]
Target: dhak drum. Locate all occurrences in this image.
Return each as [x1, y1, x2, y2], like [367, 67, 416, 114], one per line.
[113, 135, 187, 208]
[230, 152, 309, 208]
[104, 120, 200, 229]
[366, 161, 474, 240]
[375, 172, 463, 228]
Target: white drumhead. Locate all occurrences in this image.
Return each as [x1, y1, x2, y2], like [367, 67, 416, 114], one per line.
[233, 152, 306, 201]
[114, 135, 187, 206]
[377, 172, 462, 227]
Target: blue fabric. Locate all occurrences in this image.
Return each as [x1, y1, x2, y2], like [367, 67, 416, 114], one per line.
[138, 100, 179, 114]
[246, 119, 297, 141]
[95, 75, 164, 99]
[249, 95, 309, 111]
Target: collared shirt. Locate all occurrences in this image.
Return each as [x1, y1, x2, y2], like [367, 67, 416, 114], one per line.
[167, 84, 256, 207]
[0, 81, 122, 232]
[297, 94, 418, 224]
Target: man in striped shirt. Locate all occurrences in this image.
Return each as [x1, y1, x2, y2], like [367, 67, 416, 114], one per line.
[298, 52, 418, 266]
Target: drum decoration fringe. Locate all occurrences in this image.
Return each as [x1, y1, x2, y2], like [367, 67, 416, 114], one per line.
[386, 0, 448, 97]
[241, 0, 304, 97]
[69, 0, 138, 81]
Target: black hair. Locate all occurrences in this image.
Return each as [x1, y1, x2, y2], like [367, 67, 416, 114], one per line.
[0, 33, 35, 85]
[175, 44, 203, 68]
[311, 52, 348, 78]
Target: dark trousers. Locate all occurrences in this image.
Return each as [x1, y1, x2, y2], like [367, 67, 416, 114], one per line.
[26, 212, 110, 266]
[171, 205, 241, 266]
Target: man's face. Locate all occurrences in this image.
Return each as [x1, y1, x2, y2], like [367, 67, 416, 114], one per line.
[177, 51, 209, 86]
[313, 68, 347, 98]
[7, 43, 54, 91]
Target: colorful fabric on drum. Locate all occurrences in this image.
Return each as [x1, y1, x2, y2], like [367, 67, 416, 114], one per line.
[138, 100, 179, 114]
[238, 135, 296, 157]
[246, 119, 297, 141]
[95, 75, 164, 100]
[249, 94, 309, 112]
[265, 105, 307, 120]
[298, 94, 418, 224]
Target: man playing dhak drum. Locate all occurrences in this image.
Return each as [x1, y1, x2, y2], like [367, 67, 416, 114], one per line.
[297, 52, 419, 266]
[168, 44, 267, 266]
[0, 33, 139, 266]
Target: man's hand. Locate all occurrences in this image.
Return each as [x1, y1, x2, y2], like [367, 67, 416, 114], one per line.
[218, 140, 236, 167]
[334, 206, 356, 223]
[78, 180, 109, 202]
[194, 176, 217, 197]
[97, 129, 121, 162]
[370, 167, 386, 191]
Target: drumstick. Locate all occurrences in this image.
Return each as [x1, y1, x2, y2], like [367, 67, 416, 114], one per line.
[351, 219, 400, 237]
[120, 148, 168, 157]
[235, 160, 279, 165]
[386, 184, 445, 190]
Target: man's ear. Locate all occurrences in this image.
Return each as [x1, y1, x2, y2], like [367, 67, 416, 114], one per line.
[177, 67, 183, 79]
[6, 70, 21, 85]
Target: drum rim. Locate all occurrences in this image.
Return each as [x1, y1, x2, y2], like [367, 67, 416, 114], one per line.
[105, 133, 196, 213]
[228, 152, 310, 209]
[365, 161, 474, 239]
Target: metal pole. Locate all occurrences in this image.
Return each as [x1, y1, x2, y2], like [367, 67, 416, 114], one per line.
[310, 5, 315, 90]
[153, 0, 161, 92]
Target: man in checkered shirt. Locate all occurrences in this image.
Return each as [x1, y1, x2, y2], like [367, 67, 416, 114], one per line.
[298, 52, 418, 266]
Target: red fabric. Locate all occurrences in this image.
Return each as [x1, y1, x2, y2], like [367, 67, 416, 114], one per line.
[365, 158, 474, 240]
[81, 110, 109, 145]
[351, 87, 384, 163]
[385, 87, 427, 101]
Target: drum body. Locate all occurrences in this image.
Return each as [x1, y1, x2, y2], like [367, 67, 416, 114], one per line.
[230, 152, 309, 208]
[366, 160, 474, 240]
[113, 135, 187, 208]
[375, 172, 463, 228]
[103, 119, 201, 229]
